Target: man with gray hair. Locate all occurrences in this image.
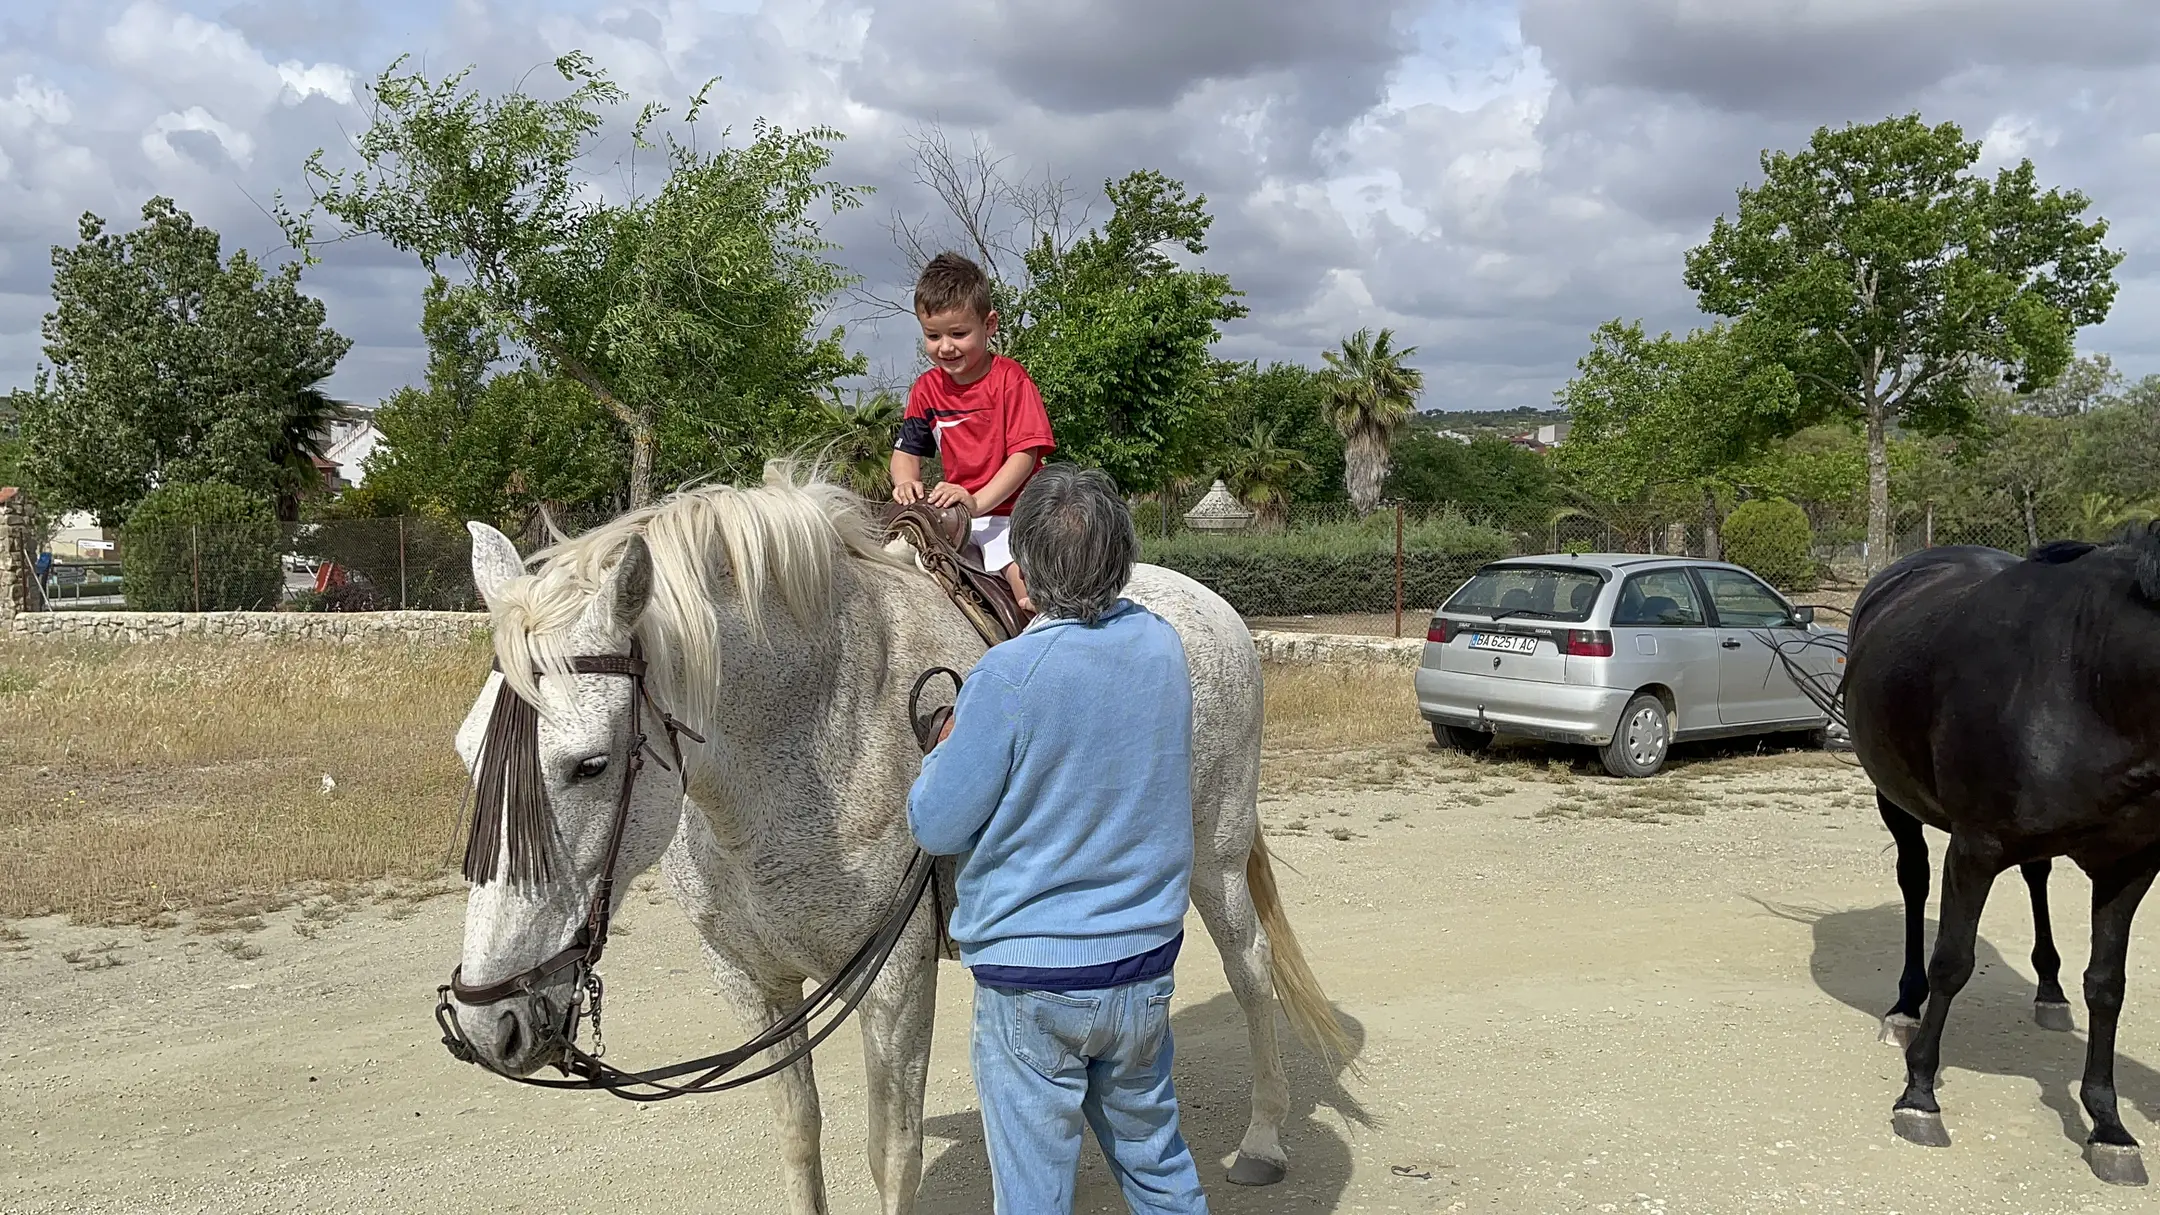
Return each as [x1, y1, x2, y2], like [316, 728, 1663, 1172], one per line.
[908, 463, 1208, 1213]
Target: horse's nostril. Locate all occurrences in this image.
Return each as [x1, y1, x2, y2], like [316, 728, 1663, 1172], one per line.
[497, 1008, 524, 1061]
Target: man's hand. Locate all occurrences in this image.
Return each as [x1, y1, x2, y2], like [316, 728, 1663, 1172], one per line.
[938, 715, 955, 744]
[925, 481, 976, 512]
[893, 479, 926, 505]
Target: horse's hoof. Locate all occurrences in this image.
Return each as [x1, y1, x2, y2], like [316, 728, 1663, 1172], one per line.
[2034, 1001, 2076, 1032]
[1893, 1107, 1951, 1148]
[1879, 1013, 1921, 1048]
[2088, 1143, 2149, 1186]
[1226, 1152, 1287, 1187]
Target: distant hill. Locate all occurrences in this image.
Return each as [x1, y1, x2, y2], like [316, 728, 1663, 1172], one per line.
[1407, 406, 1567, 439]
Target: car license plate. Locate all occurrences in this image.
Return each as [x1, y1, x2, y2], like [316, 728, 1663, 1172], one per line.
[1468, 632, 1538, 655]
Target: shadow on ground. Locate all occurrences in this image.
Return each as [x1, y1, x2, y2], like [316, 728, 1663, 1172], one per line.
[1773, 897, 2160, 1149]
[915, 991, 1368, 1213]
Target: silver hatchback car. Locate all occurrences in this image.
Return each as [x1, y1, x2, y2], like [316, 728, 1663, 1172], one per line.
[1414, 554, 1846, 777]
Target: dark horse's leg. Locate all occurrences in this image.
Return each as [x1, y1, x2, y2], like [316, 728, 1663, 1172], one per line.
[1893, 833, 2000, 1148]
[1878, 795, 1930, 1047]
[2022, 859, 2075, 1030]
[2078, 862, 2157, 1185]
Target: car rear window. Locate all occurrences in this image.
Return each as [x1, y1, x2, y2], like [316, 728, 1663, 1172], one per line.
[1442, 565, 1604, 623]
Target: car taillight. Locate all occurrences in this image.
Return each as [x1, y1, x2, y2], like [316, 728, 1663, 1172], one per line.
[1427, 618, 1454, 644]
[1564, 629, 1613, 658]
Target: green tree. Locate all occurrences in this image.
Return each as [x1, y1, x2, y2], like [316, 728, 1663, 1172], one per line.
[21, 197, 351, 525]
[1684, 114, 2121, 573]
[283, 54, 864, 507]
[1004, 170, 1246, 494]
[1722, 498, 1818, 590]
[2071, 374, 2160, 506]
[1555, 320, 1802, 557]
[356, 280, 624, 533]
[806, 389, 905, 498]
[1321, 328, 1424, 516]
[0, 390, 24, 489]
[1383, 433, 1555, 521]
[1210, 360, 1342, 503]
[1219, 419, 1312, 526]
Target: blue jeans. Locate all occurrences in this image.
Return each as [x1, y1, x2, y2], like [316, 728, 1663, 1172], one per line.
[970, 973, 1209, 1213]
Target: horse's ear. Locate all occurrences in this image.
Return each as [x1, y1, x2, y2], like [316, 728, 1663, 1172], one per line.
[589, 534, 654, 637]
[467, 522, 523, 605]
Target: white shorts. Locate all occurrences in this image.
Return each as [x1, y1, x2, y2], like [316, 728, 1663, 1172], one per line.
[970, 516, 1013, 572]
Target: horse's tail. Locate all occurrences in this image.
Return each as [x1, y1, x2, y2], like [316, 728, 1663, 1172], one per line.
[1245, 832, 1356, 1072]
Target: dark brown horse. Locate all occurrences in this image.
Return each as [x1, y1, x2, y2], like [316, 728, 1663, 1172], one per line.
[1846, 525, 2160, 1186]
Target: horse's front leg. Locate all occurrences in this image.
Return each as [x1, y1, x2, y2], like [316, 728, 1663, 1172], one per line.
[703, 947, 830, 1215]
[2077, 861, 2157, 1186]
[857, 929, 939, 1214]
[2021, 859, 2075, 1030]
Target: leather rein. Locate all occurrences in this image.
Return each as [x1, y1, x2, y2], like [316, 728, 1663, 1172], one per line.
[434, 639, 955, 1101]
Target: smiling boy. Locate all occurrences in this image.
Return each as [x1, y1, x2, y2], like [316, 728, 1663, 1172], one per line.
[890, 252, 1055, 610]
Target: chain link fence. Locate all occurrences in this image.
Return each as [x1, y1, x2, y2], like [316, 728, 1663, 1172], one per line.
[27, 500, 2086, 629]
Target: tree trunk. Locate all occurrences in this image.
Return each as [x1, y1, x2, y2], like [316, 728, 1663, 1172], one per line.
[627, 422, 655, 510]
[1344, 427, 1390, 517]
[1700, 485, 1722, 562]
[1865, 398, 1891, 576]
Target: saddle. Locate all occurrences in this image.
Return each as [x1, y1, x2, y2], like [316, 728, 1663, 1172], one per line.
[878, 502, 1032, 645]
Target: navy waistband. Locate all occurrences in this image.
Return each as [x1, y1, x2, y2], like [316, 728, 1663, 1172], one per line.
[969, 932, 1183, 992]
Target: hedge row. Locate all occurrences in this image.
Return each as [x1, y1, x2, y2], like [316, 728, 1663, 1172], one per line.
[1140, 515, 1511, 616]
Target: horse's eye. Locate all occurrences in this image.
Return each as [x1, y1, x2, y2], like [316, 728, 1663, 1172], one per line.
[571, 755, 609, 781]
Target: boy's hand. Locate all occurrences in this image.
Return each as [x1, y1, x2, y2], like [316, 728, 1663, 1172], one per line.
[926, 481, 976, 512]
[893, 479, 926, 505]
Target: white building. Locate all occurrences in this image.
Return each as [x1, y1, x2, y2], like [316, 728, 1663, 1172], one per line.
[320, 407, 381, 488]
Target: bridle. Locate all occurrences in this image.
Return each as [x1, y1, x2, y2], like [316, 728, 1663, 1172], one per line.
[433, 638, 951, 1101]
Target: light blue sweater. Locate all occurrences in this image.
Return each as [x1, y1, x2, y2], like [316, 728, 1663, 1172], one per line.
[907, 600, 1195, 972]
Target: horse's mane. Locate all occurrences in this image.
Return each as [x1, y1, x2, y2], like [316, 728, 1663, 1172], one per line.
[2024, 523, 2160, 606]
[482, 461, 906, 728]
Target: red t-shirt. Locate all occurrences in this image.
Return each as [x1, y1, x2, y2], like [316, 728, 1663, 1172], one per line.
[894, 355, 1056, 516]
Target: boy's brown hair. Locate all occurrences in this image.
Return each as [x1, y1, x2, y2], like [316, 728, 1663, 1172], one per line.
[914, 251, 994, 320]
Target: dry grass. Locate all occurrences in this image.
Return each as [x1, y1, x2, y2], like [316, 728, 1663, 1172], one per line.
[0, 637, 491, 925]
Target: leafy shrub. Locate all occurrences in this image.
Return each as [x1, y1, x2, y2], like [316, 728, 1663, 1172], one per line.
[1141, 514, 1512, 616]
[121, 482, 285, 611]
[1723, 498, 1818, 590]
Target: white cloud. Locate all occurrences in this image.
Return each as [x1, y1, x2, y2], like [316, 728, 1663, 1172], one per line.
[141, 106, 255, 169]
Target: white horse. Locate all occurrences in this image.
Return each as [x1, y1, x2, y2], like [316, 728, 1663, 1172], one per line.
[444, 465, 1348, 1214]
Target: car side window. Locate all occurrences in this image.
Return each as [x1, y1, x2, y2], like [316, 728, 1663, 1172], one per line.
[1611, 570, 1707, 627]
[1697, 568, 1796, 628]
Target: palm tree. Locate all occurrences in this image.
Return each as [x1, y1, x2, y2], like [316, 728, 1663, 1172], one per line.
[1222, 419, 1311, 527]
[268, 385, 353, 522]
[809, 390, 905, 498]
[1322, 327, 1423, 515]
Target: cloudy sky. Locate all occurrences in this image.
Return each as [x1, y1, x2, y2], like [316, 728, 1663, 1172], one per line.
[3, 0, 2157, 415]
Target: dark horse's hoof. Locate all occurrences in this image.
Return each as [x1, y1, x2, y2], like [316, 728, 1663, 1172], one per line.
[1879, 1013, 1921, 1048]
[1893, 1107, 1951, 1148]
[2034, 1001, 2076, 1032]
[1226, 1153, 1287, 1186]
[2087, 1143, 2150, 1186]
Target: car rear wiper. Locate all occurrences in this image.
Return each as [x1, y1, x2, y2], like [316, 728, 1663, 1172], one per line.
[1482, 607, 1558, 622]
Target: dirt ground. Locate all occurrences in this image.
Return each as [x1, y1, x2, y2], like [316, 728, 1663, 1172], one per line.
[10, 739, 2160, 1215]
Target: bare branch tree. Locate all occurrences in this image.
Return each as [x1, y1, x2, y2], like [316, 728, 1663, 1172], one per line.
[850, 124, 1091, 323]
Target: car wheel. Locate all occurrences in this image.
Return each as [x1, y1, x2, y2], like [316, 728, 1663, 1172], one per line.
[1599, 693, 1671, 778]
[1433, 722, 1493, 755]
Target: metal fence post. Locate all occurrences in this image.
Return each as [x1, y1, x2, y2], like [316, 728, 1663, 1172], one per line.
[1393, 502, 1405, 638]
[398, 516, 409, 611]
[190, 524, 202, 613]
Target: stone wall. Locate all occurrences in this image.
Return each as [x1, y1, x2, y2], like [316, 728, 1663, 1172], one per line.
[4, 609, 491, 646]
[1248, 628, 1424, 668]
[0, 488, 34, 620]
[2, 609, 1420, 666]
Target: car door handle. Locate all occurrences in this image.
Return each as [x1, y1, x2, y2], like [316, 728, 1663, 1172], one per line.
[1720, 638, 1742, 649]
